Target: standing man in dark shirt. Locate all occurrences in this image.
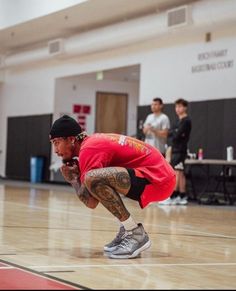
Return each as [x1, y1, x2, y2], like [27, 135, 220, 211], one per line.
[159, 98, 191, 205]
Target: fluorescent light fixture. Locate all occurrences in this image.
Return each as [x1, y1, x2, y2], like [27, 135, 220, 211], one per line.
[96, 71, 103, 81]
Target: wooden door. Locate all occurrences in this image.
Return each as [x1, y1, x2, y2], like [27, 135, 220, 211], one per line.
[96, 92, 127, 134]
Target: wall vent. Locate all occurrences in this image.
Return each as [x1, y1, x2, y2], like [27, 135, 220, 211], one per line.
[48, 39, 64, 56]
[167, 5, 191, 27]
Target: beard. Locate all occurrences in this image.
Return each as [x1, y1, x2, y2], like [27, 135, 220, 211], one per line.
[62, 144, 77, 165]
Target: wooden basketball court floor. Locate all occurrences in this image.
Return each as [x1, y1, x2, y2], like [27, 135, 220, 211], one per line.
[0, 181, 235, 290]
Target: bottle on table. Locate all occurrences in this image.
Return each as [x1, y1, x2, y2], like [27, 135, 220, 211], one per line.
[227, 146, 234, 161]
[198, 148, 203, 160]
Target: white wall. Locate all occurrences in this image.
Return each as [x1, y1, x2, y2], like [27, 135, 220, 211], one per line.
[0, 0, 86, 28]
[140, 36, 236, 105]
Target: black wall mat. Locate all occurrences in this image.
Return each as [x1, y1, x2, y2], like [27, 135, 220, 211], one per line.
[188, 101, 208, 156]
[162, 103, 176, 127]
[223, 98, 236, 178]
[6, 114, 52, 181]
[162, 103, 176, 146]
[136, 105, 151, 140]
[206, 100, 224, 159]
[223, 99, 236, 160]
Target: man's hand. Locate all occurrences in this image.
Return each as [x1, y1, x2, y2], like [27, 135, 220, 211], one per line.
[60, 163, 80, 183]
[143, 124, 152, 135]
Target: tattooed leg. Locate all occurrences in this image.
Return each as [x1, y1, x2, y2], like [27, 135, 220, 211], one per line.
[84, 167, 131, 221]
[76, 183, 99, 209]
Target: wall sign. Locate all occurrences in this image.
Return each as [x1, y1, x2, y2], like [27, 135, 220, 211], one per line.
[191, 49, 234, 73]
[73, 104, 91, 131]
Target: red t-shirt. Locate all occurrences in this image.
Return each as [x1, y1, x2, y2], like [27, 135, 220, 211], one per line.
[79, 133, 175, 208]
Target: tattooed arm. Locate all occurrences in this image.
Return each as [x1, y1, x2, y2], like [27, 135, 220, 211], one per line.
[85, 167, 131, 221]
[60, 164, 99, 209]
[60, 163, 80, 184]
[69, 178, 99, 209]
[75, 183, 99, 209]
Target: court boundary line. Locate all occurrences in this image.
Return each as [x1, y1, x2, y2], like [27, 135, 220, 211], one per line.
[0, 259, 90, 290]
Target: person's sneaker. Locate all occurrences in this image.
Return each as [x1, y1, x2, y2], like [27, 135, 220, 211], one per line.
[108, 223, 151, 259]
[104, 226, 126, 252]
[158, 198, 173, 205]
[172, 196, 188, 205]
[178, 196, 188, 205]
[171, 196, 181, 205]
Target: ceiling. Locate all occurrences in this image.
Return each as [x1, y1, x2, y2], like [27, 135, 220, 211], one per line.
[0, 0, 198, 54]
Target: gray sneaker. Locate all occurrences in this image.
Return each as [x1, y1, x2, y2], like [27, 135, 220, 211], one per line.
[108, 223, 151, 259]
[104, 226, 126, 252]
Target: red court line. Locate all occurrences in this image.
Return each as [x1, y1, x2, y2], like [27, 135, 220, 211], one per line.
[0, 260, 88, 290]
[0, 269, 77, 290]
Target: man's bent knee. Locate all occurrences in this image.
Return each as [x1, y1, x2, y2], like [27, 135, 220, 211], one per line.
[84, 170, 99, 188]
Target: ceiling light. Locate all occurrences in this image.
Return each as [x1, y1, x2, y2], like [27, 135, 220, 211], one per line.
[96, 71, 103, 81]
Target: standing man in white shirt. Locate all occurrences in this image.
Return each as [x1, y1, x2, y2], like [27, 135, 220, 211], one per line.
[143, 98, 170, 156]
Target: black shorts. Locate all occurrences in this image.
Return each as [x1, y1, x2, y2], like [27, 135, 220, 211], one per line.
[171, 152, 186, 171]
[126, 168, 150, 202]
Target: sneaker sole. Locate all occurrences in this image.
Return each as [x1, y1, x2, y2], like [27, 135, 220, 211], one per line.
[177, 200, 188, 205]
[108, 239, 151, 259]
[103, 245, 118, 252]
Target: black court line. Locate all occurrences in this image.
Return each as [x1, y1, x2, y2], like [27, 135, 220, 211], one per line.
[2, 223, 235, 241]
[152, 231, 236, 240]
[0, 225, 116, 232]
[2, 224, 235, 240]
[44, 270, 76, 273]
[0, 259, 90, 290]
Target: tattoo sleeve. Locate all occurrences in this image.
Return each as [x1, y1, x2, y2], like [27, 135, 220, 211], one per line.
[71, 180, 81, 194]
[86, 168, 131, 221]
[71, 181, 99, 209]
[61, 164, 80, 184]
[77, 184, 92, 207]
